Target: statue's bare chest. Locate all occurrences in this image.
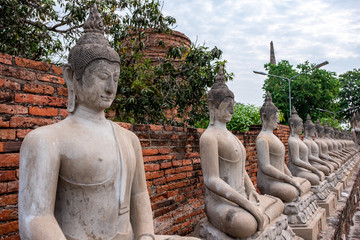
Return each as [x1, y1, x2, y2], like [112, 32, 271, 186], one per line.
[59, 124, 119, 185]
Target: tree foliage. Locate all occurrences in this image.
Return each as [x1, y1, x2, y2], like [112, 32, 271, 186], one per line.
[263, 60, 340, 123]
[1, 0, 230, 125]
[338, 68, 360, 120]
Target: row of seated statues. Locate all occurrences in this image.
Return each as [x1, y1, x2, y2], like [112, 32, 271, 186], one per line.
[199, 75, 359, 240]
[18, 4, 359, 240]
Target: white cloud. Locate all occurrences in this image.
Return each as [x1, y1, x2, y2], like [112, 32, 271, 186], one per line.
[162, 0, 360, 106]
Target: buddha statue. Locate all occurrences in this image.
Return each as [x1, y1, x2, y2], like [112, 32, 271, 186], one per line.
[199, 73, 285, 239]
[256, 93, 311, 203]
[314, 120, 342, 169]
[303, 114, 334, 176]
[287, 108, 325, 185]
[323, 123, 346, 163]
[18, 5, 198, 240]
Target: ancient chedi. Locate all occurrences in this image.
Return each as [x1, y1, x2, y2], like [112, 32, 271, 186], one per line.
[18, 5, 198, 240]
[256, 93, 326, 240]
[199, 74, 297, 240]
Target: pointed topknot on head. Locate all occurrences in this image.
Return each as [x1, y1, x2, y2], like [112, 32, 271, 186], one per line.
[215, 67, 225, 83]
[288, 106, 302, 127]
[306, 114, 311, 121]
[265, 91, 272, 103]
[291, 106, 298, 115]
[84, 3, 104, 34]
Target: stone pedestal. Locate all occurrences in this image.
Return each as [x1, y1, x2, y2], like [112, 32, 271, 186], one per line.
[326, 172, 343, 200]
[310, 181, 337, 217]
[283, 192, 327, 240]
[198, 215, 302, 240]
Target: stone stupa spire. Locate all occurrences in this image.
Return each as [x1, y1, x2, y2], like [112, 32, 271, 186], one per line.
[270, 41, 276, 65]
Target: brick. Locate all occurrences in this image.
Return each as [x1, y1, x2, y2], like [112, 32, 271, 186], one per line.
[16, 129, 32, 139]
[0, 209, 18, 222]
[57, 87, 68, 96]
[0, 142, 22, 153]
[0, 129, 16, 140]
[0, 104, 28, 114]
[37, 73, 65, 84]
[160, 161, 172, 169]
[144, 163, 160, 171]
[164, 125, 173, 131]
[52, 65, 62, 75]
[8, 181, 19, 192]
[60, 109, 69, 118]
[169, 180, 189, 190]
[142, 148, 159, 156]
[143, 155, 172, 162]
[153, 177, 166, 186]
[15, 93, 67, 107]
[15, 57, 50, 71]
[156, 185, 169, 194]
[0, 170, 16, 181]
[172, 160, 183, 167]
[149, 124, 162, 131]
[0, 53, 12, 65]
[182, 159, 192, 165]
[0, 64, 36, 81]
[24, 83, 54, 95]
[0, 91, 14, 103]
[0, 183, 7, 194]
[166, 173, 187, 182]
[117, 122, 131, 130]
[0, 220, 18, 235]
[0, 77, 21, 91]
[0, 154, 19, 167]
[29, 106, 58, 116]
[175, 166, 193, 173]
[10, 116, 53, 128]
[185, 152, 200, 158]
[158, 147, 171, 154]
[133, 124, 148, 131]
[145, 171, 164, 180]
[0, 194, 18, 207]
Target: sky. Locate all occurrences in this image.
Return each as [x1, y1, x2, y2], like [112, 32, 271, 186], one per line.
[161, 0, 360, 107]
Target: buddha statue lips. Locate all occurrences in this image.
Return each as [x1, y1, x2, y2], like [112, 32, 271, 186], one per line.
[199, 73, 284, 239]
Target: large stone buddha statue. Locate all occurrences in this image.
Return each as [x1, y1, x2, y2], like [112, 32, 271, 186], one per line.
[287, 108, 325, 185]
[256, 93, 311, 203]
[18, 5, 197, 240]
[199, 73, 287, 239]
[303, 114, 334, 176]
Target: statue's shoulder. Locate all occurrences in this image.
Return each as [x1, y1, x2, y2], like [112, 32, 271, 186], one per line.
[23, 121, 64, 142]
[199, 127, 218, 144]
[110, 121, 140, 145]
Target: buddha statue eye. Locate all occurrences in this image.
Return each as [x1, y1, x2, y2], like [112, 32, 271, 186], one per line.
[98, 72, 109, 80]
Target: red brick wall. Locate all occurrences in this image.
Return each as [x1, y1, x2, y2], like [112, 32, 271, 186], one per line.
[0, 53, 292, 239]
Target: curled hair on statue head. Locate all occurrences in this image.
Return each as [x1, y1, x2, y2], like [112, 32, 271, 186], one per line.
[288, 107, 303, 128]
[304, 114, 315, 130]
[260, 92, 278, 122]
[207, 68, 234, 108]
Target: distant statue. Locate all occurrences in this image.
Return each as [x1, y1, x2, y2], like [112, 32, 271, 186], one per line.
[314, 120, 342, 169]
[287, 108, 325, 185]
[256, 93, 311, 203]
[18, 5, 197, 240]
[322, 122, 345, 163]
[303, 114, 334, 176]
[199, 73, 284, 239]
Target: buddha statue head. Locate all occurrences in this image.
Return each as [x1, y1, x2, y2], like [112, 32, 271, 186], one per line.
[288, 107, 303, 136]
[323, 122, 332, 136]
[304, 114, 315, 137]
[315, 120, 324, 138]
[207, 68, 234, 125]
[260, 92, 279, 130]
[63, 4, 120, 113]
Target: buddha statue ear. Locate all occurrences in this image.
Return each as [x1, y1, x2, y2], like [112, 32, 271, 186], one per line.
[208, 101, 215, 125]
[63, 64, 76, 113]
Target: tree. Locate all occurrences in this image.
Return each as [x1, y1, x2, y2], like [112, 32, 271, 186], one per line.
[1, 0, 231, 125]
[338, 68, 360, 120]
[263, 60, 340, 123]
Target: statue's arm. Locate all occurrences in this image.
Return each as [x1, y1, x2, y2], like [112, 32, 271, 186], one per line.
[200, 134, 264, 231]
[18, 130, 66, 240]
[256, 138, 294, 184]
[288, 139, 320, 174]
[129, 132, 155, 240]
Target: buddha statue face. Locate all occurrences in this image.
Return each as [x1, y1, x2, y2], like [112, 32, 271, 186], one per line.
[315, 121, 324, 137]
[304, 114, 315, 137]
[260, 92, 279, 130]
[288, 107, 303, 135]
[210, 97, 234, 124]
[72, 59, 120, 111]
[63, 5, 120, 113]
